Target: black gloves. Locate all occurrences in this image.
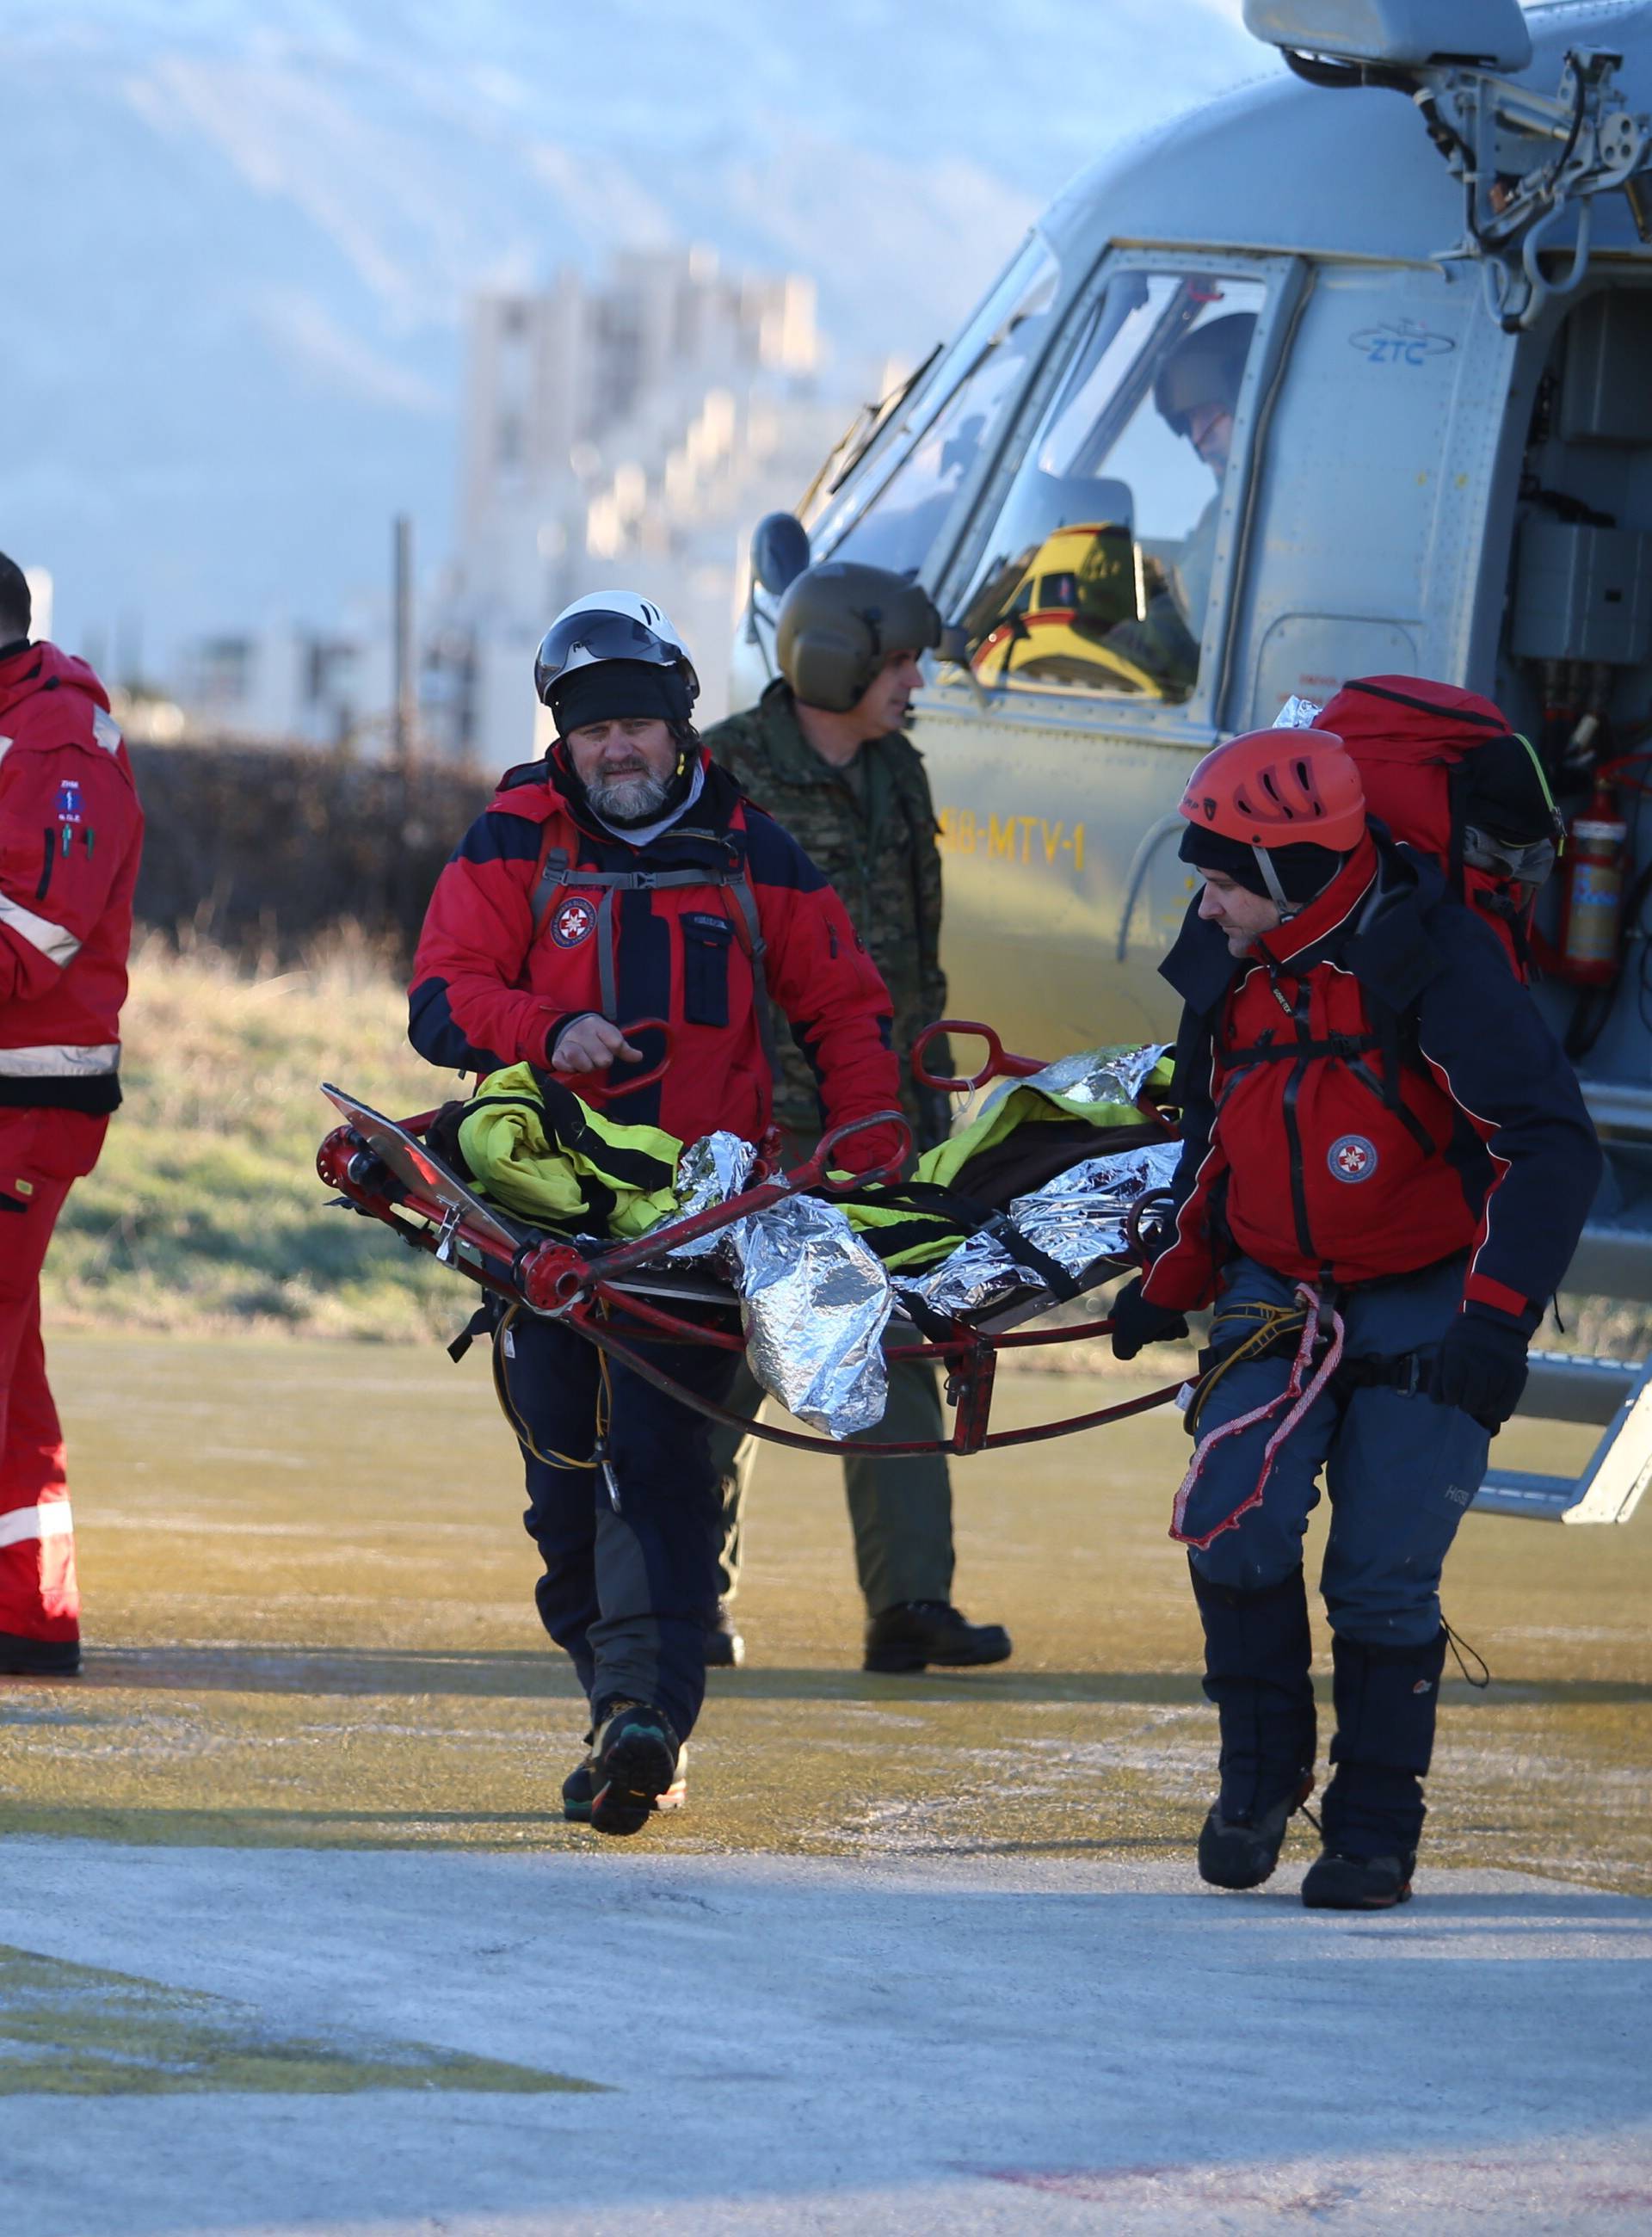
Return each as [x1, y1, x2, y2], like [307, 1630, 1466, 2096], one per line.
[1109, 1275, 1189, 1362]
[1433, 1310, 1530, 1431]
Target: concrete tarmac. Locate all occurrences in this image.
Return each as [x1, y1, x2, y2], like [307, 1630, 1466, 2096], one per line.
[1, 1334, 1649, 2233]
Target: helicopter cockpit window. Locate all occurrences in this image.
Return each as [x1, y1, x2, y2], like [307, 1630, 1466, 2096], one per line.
[802, 237, 1059, 582]
[955, 270, 1267, 704]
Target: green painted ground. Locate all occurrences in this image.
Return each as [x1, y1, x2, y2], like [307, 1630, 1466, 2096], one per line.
[1, 1335, 1647, 1891]
[0, 1944, 595, 2097]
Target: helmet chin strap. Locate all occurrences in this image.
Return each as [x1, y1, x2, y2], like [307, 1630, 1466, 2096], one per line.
[1251, 844, 1298, 921]
[1248, 841, 1349, 923]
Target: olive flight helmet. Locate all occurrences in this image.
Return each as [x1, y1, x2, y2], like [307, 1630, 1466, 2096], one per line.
[776, 561, 942, 714]
[1153, 311, 1255, 443]
[533, 591, 700, 736]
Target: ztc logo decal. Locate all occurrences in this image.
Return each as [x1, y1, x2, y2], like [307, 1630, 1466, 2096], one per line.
[550, 897, 597, 948]
[1348, 318, 1456, 367]
[1328, 1133, 1379, 1183]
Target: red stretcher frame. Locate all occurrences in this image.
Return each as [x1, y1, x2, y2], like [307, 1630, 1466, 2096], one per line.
[314, 1019, 1186, 1457]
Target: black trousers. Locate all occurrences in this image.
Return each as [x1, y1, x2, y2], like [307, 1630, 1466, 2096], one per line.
[502, 1310, 739, 1743]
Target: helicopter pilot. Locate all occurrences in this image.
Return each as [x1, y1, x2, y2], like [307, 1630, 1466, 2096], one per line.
[1105, 311, 1255, 694]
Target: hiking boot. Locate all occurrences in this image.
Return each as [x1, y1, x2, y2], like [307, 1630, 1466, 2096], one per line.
[0, 1632, 80, 1678]
[704, 1600, 744, 1669]
[1197, 1776, 1314, 1890]
[1302, 1850, 1414, 1910]
[587, 1702, 682, 1838]
[863, 1601, 1013, 1673]
[564, 1740, 687, 1824]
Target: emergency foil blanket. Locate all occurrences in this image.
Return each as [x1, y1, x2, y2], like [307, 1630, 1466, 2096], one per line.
[992, 1041, 1171, 1112]
[666, 1131, 757, 1258]
[897, 1139, 1184, 1324]
[732, 1194, 893, 1439]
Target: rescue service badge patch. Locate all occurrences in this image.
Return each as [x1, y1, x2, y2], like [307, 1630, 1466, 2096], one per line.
[1328, 1133, 1378, 1182]
[550, 897, 597, 948]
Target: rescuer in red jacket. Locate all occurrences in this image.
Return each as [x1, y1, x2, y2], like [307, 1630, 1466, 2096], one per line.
[1110, 727, 1600, 1908]
[0, 555, 144, 1676]
[408, 593, 903, 1835]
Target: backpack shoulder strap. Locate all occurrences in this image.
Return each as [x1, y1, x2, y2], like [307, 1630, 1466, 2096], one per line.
[530, 846, 573, 935]
[720, 855, 780, 1079]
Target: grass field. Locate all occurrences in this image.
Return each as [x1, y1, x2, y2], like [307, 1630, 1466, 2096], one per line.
[42, 932, 458, 1342]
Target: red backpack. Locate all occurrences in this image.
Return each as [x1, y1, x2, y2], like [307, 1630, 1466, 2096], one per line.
[1310, 675, 1544, 977]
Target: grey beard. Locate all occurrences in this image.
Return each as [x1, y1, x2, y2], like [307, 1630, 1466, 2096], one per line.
[588, 767, 671, 823]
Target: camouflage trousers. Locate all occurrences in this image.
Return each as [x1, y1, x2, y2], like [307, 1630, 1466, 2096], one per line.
[709, 1127, 954, 1616]
[709, 1348, 954, 1617]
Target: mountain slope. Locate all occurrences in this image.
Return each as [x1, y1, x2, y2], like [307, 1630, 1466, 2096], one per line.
[1, 2, 1266, 662]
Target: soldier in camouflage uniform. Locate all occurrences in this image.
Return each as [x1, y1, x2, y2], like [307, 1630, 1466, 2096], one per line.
[702, 560, 1012, 1674]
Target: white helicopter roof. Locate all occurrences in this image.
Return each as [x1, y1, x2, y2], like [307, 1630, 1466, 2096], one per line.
[1040, 1, 1652, 268]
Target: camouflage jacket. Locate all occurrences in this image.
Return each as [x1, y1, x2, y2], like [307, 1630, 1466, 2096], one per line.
[705, 680, 949, 1144]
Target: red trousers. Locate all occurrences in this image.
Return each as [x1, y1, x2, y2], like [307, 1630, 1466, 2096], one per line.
[0, 1107, 107, 1645]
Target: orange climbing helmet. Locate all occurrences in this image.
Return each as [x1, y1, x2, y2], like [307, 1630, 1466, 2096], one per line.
[1177, 727, 1368, 918]
[1178, 729, 1368, 855]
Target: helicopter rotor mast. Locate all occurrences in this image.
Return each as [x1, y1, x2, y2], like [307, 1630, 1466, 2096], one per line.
[1245, 0, 1652, 331]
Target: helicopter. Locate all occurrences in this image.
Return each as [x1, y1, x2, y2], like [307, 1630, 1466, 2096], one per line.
[731, 0, 1652, 1525]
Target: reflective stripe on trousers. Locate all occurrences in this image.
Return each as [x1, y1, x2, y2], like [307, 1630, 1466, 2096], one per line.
[0, 1501, 74, 1549]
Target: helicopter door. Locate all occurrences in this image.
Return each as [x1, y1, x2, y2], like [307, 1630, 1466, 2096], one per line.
[1489, 284, 1652, 1112]
[1225, 261, 1485, 727]
[903, 251, 1299, 1045]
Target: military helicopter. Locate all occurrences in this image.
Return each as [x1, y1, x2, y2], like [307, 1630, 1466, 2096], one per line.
[733, 0, 1652, 1524]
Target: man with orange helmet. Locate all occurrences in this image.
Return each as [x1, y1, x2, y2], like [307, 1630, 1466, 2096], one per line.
[1111, 725, 1600, 1908]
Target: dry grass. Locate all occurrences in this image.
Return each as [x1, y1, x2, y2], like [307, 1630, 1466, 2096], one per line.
[43, 928, 459, 1342]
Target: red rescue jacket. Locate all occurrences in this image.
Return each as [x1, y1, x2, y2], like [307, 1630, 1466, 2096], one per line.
[0, 642, 144, 1112]
[1143, 833, 1600, 1332]
[408, 748, 903, 1170]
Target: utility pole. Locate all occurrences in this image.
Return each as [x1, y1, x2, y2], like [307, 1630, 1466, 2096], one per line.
[391, 514, 415, 773]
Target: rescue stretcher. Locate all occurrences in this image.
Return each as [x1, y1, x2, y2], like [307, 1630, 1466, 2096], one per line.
[314, 1020, 1189, 1457]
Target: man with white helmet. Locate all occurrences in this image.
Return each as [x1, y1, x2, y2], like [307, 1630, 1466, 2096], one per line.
[408, 593, 903, 1837]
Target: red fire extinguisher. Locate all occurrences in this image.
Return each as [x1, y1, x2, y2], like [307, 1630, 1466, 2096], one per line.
[1556, 781, 1629, 984]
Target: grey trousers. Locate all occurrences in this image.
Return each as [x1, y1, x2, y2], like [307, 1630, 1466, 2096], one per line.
[709, 1348, 955, 1617]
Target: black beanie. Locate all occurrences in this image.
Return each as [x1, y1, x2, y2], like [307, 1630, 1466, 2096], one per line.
[1179, 822, 1345, 905]
[551, 658, 691, 736]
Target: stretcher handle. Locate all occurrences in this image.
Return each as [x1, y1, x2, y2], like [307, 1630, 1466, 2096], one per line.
[551, 1015, 672, 1096]
[790, 1107, 913, 1192]
[911, 1019, 1045, 1094]
[1125, 1186, 1178, 1269]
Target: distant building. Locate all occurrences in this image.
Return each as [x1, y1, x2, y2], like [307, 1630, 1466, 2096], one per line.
[169, 248, 848, 766]
[178, 625, 392, 751]
[445, 246, 843, 767]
